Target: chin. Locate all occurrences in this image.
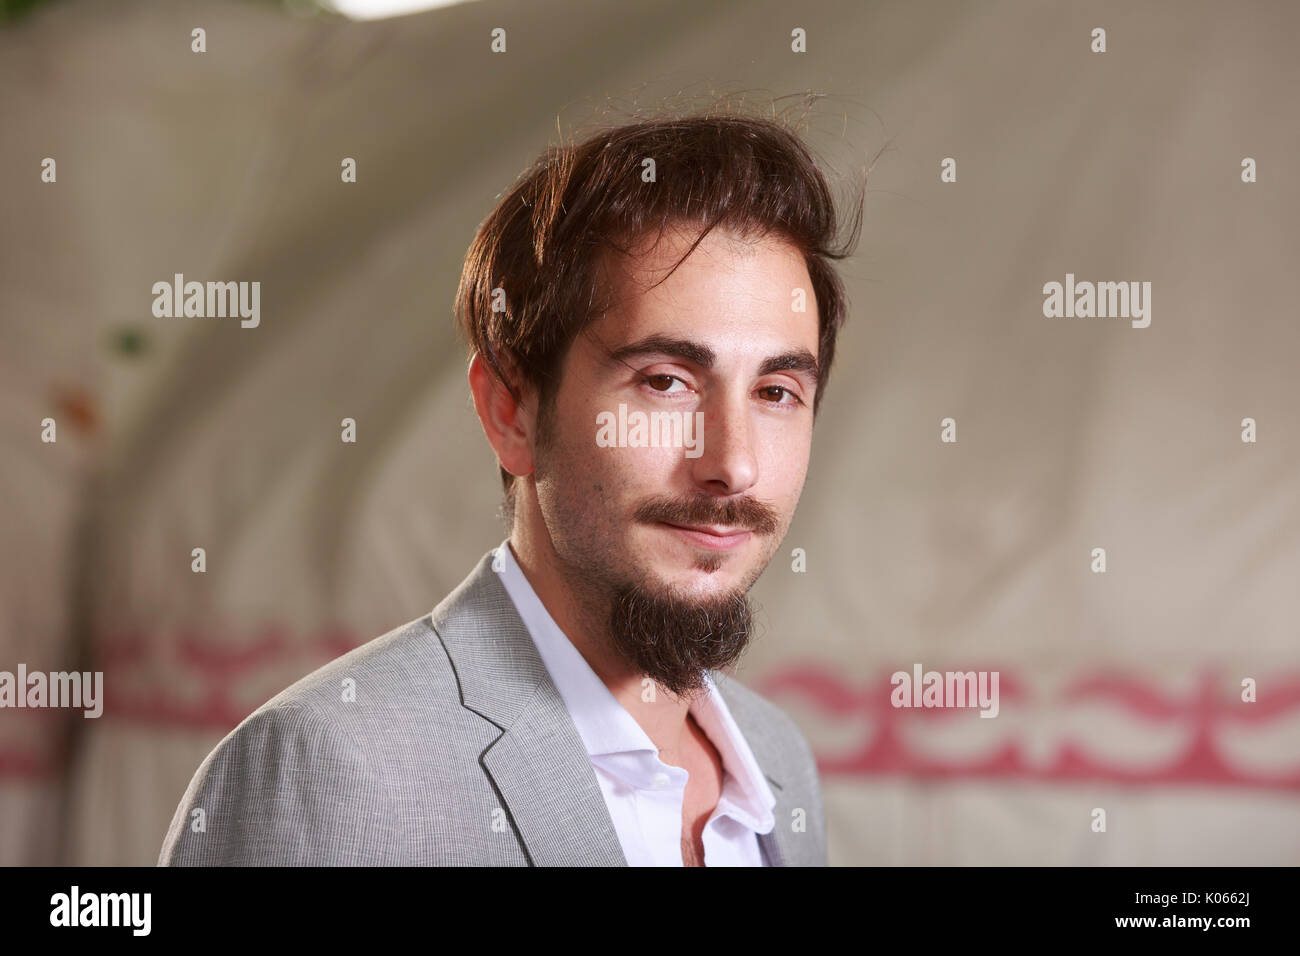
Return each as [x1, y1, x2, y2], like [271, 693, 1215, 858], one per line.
[625, 524, 760, 595]
[641, 556, 752, 600]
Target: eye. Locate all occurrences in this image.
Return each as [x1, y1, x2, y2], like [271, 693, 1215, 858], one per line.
[757, 385, 803, 406]
[643, 373, 688, 393]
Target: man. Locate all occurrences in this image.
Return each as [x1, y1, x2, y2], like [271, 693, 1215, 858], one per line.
[159, 112, 861, 866]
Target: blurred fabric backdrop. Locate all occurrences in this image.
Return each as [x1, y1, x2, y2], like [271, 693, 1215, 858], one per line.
[2, 0, 1298, 866]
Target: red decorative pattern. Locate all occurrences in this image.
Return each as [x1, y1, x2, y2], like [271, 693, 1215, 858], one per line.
[4, 631, 1297, 792]
[758, 666, 1300, 790]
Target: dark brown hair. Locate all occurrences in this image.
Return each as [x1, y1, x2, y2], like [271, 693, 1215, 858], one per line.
[454, 106, 866, 516]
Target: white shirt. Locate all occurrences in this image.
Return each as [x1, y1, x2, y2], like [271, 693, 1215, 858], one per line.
[493, 541, 776, 866]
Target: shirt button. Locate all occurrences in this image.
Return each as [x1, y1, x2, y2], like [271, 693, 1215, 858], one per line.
[650, 772, 671, 789]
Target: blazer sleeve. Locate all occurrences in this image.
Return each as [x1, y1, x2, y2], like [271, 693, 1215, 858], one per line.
[158, 702, 393, 866]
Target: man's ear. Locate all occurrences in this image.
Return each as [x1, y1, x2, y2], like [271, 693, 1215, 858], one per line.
[468, 353, 536, 481]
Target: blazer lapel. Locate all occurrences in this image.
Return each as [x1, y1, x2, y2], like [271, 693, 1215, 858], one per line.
[711, 672, 796, 867]
[481, 685, 627, 866]
[432, 550, 627, 866]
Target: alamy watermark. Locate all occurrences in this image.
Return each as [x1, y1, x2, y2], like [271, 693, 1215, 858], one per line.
[0, 665, 103, 718]
[152, 273, 260, 328]
[595, 403, 704, 458]
[50, 886, 150, 936]
[1042, 272, 1151, 328]
[890, 663, 1000, 718]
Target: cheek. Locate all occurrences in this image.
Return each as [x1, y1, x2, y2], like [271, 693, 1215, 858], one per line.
[548, 406, 654, 501]
[591, 446, 680, 503]
[759, 429, 812, 499]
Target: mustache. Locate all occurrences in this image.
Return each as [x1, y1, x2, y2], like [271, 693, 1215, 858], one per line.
[633, 495, 780, 535]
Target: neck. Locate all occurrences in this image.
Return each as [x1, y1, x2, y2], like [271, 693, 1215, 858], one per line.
[508, 493, 696, 759]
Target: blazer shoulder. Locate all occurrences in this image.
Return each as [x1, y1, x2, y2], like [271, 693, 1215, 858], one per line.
[159, 614, 471, 866]
[171, 613, 460, 784]
[261, 614, 460, 716]
[158, 698, 393, 865]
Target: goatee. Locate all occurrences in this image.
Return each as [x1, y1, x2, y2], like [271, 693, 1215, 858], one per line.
[607, 580, 754, 698]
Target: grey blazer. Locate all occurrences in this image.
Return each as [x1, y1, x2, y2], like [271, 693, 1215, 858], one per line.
[158, 549, 827, 866]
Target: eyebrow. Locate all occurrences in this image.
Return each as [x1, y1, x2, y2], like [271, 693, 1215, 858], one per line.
[607, 334, 821, 387]
[758, 349, 820, 386]
[608, 335, 715, 370]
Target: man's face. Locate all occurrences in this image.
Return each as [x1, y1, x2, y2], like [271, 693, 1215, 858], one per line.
[529, 225, 821, 693]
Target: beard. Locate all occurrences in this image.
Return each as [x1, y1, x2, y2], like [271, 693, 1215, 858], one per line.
[606, 576, 755, 699]
[603, 492, 779, 698]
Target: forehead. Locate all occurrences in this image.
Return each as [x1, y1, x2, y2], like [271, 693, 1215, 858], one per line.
[589, 226, 819, 355]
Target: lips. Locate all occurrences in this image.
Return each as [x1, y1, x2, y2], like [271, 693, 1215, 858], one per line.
[659, 521, 752, 551]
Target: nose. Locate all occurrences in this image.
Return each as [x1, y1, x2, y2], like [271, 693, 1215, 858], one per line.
[689, 390, 758, 495]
